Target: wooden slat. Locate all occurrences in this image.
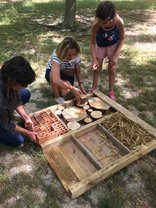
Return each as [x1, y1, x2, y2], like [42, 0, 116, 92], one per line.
[69, 140, 156, 198]
[60, 146, 87, 180]
[43, 148, 78, 191]
[72, 136, 103, 169]
[98, 124, 131, 154]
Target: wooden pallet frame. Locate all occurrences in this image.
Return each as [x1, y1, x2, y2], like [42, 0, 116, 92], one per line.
[31, 90, 156, 198]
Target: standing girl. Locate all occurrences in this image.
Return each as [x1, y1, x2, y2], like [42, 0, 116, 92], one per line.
[90, 1, 125, 100]
[45, 37, 86, 104]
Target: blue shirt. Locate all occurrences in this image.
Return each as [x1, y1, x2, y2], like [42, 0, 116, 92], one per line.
[96, 24, 119, 47]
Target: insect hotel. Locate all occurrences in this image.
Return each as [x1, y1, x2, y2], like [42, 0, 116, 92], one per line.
[26, 90, 156, 198]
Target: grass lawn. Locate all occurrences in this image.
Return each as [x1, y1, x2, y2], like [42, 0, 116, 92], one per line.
[0, 0, 156, 208]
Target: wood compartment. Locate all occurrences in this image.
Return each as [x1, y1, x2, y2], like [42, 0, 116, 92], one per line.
[43, 135, 98, 192]
[101, 112, 156, 150]
[74, 123, 130, 169]
[26, 109, 69, 144]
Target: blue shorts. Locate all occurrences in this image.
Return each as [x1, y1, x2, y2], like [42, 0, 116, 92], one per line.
[45, 68, 74, 86]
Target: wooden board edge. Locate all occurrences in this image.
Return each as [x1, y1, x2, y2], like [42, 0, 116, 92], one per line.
[93, 90, 156, 137]
[41, 117, 105, 149]
[68, 140, 156, 199]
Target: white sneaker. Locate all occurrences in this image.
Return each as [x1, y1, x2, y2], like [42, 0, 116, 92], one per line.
[55, 97, 65, 104]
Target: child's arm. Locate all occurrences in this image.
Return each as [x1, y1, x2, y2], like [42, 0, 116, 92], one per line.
[112, 15, 125, 65]
[15, 124, 37, 143]
[51, 61, 83, 103]
[75, 64, 86, 94]
[90, 20, 100, 70]
[51, 61, 76, 91]
[16, 105, 34, 129]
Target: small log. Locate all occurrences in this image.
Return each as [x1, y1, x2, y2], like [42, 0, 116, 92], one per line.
[88, 109, 93, 113]
[54, 110, 62, 117]
[62, 106, 88, 123]
[90, 111, 102, 120]
[57, 105, 65, 111]
[84, 117, 92, 124]
[83, 105, 90, 111]
[88, 97, 110, 110]
[67, 121, 81, 130]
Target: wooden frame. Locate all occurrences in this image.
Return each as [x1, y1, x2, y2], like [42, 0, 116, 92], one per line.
[31, 90, 156, 198]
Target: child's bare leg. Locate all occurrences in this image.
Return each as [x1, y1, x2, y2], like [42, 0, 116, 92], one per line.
[51, 81, 61, 98]
[108, 62, 116, 92]
[61, 81, 71, 97]
[92, 58, 103, 90]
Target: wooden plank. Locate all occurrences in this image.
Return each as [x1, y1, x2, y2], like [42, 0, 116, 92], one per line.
[60, 145, 88, 180]
[78, 128, 123, 167]
[41, 117, 106, 150]
[41, 133, 72, 150]
[98, 124, 131, 154]
[59, 139, 97, 179]
[72, 136, 103, 169]
[69, 140, 156, 198]
[43, 148, 78, 191]
[93, 90, 156, 137]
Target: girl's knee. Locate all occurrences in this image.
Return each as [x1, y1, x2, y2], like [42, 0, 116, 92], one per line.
[20, 88, 31, 104]
[12, 133, 25, 146]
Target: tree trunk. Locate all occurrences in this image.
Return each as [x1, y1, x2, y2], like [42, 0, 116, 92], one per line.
[64, 0, 76, 27]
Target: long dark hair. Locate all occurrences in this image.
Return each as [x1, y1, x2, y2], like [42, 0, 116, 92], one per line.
[96, 1, 116, 20]
[1, 56, 35, 86]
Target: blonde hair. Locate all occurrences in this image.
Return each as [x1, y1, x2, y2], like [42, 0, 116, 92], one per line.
[56, 37, 80, 60]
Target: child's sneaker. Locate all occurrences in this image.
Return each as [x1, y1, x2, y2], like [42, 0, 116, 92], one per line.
[108, 92, 116, 101]
[55, 97, 65, 104]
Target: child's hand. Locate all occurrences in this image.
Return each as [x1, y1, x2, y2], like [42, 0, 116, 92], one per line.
[91, 60, 99, 71]
[79, 83, 86, 94]
[26, 130, 38, 143]
[25, 117, 34, 130]
[73, 87, 83, 104]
